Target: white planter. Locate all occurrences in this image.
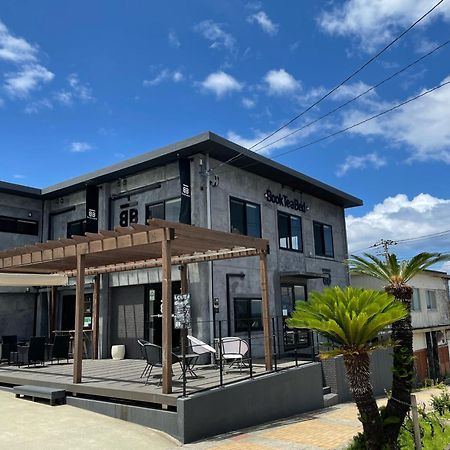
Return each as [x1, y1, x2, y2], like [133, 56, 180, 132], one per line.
[111, 344, 125, 360]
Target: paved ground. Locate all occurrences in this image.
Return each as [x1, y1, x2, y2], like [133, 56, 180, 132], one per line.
[180, 388, 442, 450]
[0, 389, 177, 450]
[0, 387, 441, 450]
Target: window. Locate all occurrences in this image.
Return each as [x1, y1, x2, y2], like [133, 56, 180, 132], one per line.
[412, 288, 421, 311]
[278, 212, 303, 251]
[67, 219, 86, 238]
[230, 197, 261, 238]
[313, 221, 334, 258]
[426, 290, 437, 310]
[0, 216, 39, 236]
[234, 298, 262, 332]
[145, 197, 181, 223]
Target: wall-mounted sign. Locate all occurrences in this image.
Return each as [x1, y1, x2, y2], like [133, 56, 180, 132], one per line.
[264, 189, 307, 212]
[179, 158, 191, 224]
[85, 185, 99, 233]
[174, 293, 191, 329]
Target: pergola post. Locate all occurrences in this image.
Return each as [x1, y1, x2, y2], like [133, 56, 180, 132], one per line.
[259, 252, 273, 371]
[92, 274, 100, 359]
[161, 232, 172, 394]
[73, 252, 86, 383]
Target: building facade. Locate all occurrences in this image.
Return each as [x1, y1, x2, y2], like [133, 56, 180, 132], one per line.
[0, 132, 361, 359]
[351, 270, 450, 381]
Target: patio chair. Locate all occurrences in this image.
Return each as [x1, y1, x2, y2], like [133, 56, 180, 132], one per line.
[18, 336, 46, 367]
[220, 337, 250, 372]
[184, 335, 216, 377]
[49, 335, 70, 364]
[1, 335, 18, 365]
[137, 339, 150, 378]
[142, 343, 181, 386]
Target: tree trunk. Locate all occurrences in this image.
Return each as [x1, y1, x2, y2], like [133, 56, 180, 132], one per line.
[383, 295, 413, 448]
[344, 352, 385, 450]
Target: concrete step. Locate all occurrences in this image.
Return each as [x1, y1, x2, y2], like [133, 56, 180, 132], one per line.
[322, 386, 331, 395]
[323, 393, 339, 408]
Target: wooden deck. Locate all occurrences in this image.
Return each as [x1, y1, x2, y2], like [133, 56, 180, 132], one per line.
[0, 358, 306, 408]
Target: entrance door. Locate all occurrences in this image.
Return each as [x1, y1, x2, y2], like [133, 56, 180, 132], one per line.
[144, 282, 181, 349]
[426, 331, 440, 379]
[281, 284, 309, 351]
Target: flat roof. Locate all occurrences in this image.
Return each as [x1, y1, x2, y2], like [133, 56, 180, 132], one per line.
[0, 131, 362, 208]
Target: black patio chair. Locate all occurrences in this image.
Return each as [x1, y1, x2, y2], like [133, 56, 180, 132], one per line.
[142, 343, 181, 386]
[1, 335, 18, 365]
[137, 339, 150, 378]
[18, 336, 46, 367]
[49, 335, 70, 364]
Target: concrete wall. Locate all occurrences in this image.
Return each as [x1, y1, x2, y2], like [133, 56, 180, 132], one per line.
[322, 349, 393, 403]
[0, 288, 36, 338]
[178, 362, 323, 443]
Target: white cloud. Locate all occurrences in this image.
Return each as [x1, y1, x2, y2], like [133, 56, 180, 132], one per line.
[318, 0, 450, 52]
[13, 174, 26, 179]
[0, 20, 38, 63]
[24, 98, 53, 114]
[336, 152, 386, 176]
[4, 64, 54, 97]
[247, 11, 279, 36]
[263, 69, 300, 95]
[143, 68, 184, 86]
[226, 123, 318, 155]
[342, 75, 450, 163]
[53, 73, 93, 106]
[168, 29, 181, 48]
[242, 97, 256, 109]
[347, 193, 450, 255]
[194, 20, 235, 51]
[69, 141, 93, 153]
[201, 71, 242, 98]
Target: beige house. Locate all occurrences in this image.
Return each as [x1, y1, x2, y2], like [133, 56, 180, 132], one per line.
[351, 269, 450, 381]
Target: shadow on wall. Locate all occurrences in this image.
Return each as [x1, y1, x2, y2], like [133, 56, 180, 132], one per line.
[0, 293, 35, 337]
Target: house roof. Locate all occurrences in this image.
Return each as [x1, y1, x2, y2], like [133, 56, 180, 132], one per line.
[0, 131, 363, 208]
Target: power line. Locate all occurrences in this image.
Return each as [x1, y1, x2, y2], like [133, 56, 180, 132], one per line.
[247, 79, 450, 163]
[209, 0, 446, 173]
[251, 39, 450, 155]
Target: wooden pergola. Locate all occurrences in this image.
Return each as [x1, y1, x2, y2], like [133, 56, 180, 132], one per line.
[0, 219, 272, 394]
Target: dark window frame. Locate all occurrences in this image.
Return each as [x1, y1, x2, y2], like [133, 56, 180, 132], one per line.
[67, 218, 87, 238]
[229, 196, 262, 238]
[234, 297, 263, 332]
[313, 221, 334, 258]
[145, 196, 181, 223]
[0, 215, 39, 236]
[277, 211, 303, 252]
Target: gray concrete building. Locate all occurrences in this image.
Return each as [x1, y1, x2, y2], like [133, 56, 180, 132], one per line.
[0, 132, 362, 359]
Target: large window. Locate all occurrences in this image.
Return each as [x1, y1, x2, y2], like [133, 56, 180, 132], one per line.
[234, 298, 262, 332]
[67, 219, 86, 238]
[426, 290, 437, 310]
[0, 216, 39, 236]
[412, 288, 421, 311]
[278, 212, 303, 251]
[313, 221, 334, 258]
[230, 197, 261, 238]
[145, 197, 181, 223]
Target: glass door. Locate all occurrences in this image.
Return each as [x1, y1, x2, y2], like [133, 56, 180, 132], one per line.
[281, 284, 309, 350]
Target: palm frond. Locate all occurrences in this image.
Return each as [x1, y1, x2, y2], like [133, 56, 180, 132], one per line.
[287, 287, 407, 352]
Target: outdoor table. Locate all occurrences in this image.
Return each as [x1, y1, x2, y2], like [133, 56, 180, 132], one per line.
[178, 353, 199, 379]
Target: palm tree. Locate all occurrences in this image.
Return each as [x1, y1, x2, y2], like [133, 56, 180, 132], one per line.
[348, 252, 450, 446]
[287, 287, 407, 450]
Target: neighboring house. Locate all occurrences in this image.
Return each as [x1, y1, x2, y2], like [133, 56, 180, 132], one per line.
[351, 270, 450, 381]
[0, 131, 362, 358]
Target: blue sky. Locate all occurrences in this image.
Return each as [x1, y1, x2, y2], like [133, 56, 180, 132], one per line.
[1, 0, 450, 263]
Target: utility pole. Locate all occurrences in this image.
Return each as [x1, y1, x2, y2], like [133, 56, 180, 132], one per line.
[373, 239, 397, 261]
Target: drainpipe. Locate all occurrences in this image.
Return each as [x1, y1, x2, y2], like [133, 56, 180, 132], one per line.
[226, 273, 245, 336]
[205, 155, 215, 346]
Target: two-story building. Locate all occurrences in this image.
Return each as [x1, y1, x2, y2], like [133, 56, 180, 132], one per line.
[0, 131, 362, 359]
[352, 269, 450, 381]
